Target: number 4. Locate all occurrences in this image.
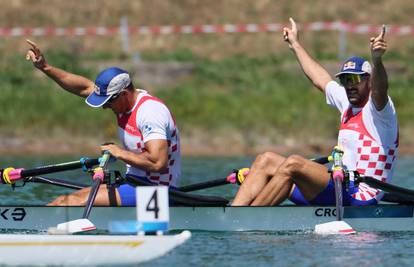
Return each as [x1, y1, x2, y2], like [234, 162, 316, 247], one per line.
[146, 190, 160, 219]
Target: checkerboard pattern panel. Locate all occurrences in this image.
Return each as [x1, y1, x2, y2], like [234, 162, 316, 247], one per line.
[353, 134, 397, 201]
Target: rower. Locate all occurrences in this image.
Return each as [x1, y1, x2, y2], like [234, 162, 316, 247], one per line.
[231, 19, 398, 207]
[25, 40, 181, 206]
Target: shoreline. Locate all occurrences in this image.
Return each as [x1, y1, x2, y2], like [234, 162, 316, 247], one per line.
[2, 136, 414, 157]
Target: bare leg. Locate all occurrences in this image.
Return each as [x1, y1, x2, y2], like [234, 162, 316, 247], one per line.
[47, 185, 121, 206]
[232, 152, 285, 206]
[252, 155, 330, 206]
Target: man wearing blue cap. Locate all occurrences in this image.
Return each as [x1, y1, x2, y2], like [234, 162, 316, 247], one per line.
[26, 40, 181, 206]
[232, 18, 398, 206]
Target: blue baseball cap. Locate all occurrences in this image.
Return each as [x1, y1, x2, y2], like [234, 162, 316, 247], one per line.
[335, 56, 372, 77]
[85, 67, 131, 107]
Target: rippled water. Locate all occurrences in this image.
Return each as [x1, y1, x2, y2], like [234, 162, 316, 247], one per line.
[1, 155, 414, 266]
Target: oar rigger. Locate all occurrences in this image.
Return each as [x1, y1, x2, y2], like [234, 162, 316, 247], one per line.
[0, 157, 100, 185]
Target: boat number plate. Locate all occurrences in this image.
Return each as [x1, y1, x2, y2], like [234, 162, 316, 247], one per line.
[0, 208, 26, 221]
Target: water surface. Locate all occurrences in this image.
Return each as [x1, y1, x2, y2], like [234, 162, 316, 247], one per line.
[1, 155, 414, 267]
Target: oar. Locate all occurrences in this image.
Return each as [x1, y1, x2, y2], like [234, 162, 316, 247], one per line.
[178, 177, 235, 192]
[1, 157, 99, 185]
[178, 156, 331, 192]
[315, 147, 355, 234]
[51, 151, 112, 234]
[356, 175, 414, 201]
[26, 176, 88, 190]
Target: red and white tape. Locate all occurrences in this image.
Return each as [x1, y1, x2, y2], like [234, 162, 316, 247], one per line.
[1, 22, 413, 37]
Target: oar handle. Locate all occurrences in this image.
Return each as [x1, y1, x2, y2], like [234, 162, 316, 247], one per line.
[1, 157, 100, 184]
[91, 152, 112, 182]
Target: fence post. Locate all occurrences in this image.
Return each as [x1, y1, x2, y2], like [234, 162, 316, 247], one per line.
[338, 21, 347, 60]
[120, 16, 130, 55]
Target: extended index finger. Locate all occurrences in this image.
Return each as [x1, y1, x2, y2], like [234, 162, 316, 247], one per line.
[289, 17, 297, 31]
[26, 39, 40, 52]
[379, 24, 386, 39]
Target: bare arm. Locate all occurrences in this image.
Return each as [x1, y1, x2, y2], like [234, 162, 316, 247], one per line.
[370, 25, 389, 110]
[283, 18, 332, 92]
[101, 140, 169, 173]
[26, 39, 94, 98]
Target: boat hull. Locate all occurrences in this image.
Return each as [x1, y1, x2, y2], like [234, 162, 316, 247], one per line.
[0, 205, 413, 232]
[0, 231, 190, 266]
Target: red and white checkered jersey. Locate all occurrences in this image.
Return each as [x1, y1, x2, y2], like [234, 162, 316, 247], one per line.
[325, 81, 398, 201]
[117, 90, 181, 187]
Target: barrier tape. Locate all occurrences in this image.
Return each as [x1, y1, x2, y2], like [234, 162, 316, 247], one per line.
[1, 22, 413, 37]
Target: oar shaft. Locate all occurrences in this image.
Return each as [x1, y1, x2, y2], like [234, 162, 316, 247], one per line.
[21, 158, 99, 177]
[179, 178, 229, 192]
[357, 176, 414, 200]
[26, 176, 88, 190]
[178, 157, 331, 192]
[1, 158, 100, 184]
[331, 147, 345, 221]
[82, 178, 102, 218]
[334, 176, 343, 221]
[312, 156, 330, 165]
[82, 152, 112, 219]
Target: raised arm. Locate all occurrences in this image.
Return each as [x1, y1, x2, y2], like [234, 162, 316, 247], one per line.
[369, 25, 389, 110]
[26, 39, 94, 98]
[283, 18, 332, 92]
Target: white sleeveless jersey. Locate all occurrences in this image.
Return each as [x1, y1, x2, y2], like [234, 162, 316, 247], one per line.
[326, 81, 398, 201]
[117, 90, 181, 187]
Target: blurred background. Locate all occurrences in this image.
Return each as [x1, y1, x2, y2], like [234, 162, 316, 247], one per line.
[1, 0, 414, 156]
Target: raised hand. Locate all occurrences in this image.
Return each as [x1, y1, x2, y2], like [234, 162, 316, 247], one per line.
[370, 25, 387, 60]
[283, 17, 299, 49]
[26, 39, 46, 69]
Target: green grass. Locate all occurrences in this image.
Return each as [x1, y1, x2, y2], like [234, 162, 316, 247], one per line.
[0, 49, 412, 144]
[0, 51, 116, 138]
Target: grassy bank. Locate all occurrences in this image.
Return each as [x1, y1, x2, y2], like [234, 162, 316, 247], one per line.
[1, 48, 414, 155]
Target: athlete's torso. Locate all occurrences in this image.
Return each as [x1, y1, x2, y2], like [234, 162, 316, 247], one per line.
[117, 90, 181, 187]
[326, 81, 398, 201]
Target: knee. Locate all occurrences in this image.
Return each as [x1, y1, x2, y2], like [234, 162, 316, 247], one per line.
[48, 190, 89, 206]
[281, 154, 306, 175]
[48, 195, 70, 206]
[254, 152, 281, 168]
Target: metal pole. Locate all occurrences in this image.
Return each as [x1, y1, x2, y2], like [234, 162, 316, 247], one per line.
[338, 21, 347, 60]
[120, 16, 130, 55]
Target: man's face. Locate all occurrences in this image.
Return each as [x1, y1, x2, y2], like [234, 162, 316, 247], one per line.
[103, 90, 128, 114]
[338, 74, 371, 107]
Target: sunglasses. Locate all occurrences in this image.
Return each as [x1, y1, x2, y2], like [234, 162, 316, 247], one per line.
[338, 74, 369, 87]
[107, 91, 124, 104]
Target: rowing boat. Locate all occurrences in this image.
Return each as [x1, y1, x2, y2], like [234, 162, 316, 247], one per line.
[0, 231, 190, 266]
[1, 204, 413, 232]
[2, 157, 414, 233]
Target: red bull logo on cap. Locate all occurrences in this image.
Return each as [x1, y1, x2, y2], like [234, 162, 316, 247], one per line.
[343, 61, 356, 70]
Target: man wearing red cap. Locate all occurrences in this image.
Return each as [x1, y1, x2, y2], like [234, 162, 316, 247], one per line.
[232, 18, 398, 206]
[26, 40, 181, 206]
